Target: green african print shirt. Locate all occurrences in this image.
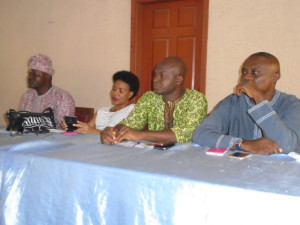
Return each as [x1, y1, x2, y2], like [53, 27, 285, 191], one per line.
[121, 89, 208, 143]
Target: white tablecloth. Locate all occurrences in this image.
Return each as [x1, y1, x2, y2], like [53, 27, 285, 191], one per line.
[0, 128, 300, 225]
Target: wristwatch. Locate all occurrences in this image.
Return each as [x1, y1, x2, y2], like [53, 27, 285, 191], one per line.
[235, 139, 243, 151]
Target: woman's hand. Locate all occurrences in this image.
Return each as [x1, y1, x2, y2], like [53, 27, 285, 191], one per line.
[60, 120, 68, 131]
[74, 121, 100, 134]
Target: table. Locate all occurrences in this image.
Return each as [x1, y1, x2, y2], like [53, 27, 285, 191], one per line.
[1, 127, 300, 225]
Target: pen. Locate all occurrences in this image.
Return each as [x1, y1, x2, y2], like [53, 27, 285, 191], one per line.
[133, 141, 140, 147]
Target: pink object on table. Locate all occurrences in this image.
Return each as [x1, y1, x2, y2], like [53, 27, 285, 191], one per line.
[63, 131, 78, 136]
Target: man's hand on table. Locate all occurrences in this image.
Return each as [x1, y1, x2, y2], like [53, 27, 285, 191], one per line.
[115, 126, 142, 143]
[242, 137, 283, 155]
[100, 124, 142, 144]
[100, 127, 118, 144]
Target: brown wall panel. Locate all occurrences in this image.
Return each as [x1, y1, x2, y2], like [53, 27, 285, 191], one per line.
[177, 37, 195, 88]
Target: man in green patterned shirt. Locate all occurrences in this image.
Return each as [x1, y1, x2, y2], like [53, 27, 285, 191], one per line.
[101, 56, 207, 144]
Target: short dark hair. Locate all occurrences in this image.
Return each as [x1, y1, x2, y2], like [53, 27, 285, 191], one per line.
[112, 70, 140, 100]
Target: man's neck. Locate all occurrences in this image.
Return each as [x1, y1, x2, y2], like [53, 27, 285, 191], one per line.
[265, 89, 276, 102]
[36, 85, 52, 96]
[249, 88, 276, 105]
[256, 89, 276, 103]
[163, 88, 185, 102]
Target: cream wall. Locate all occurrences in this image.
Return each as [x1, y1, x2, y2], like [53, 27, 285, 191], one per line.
[206, 0, 300, 112]
[1, 0, 300, 126]
[0, 0, 131, 125]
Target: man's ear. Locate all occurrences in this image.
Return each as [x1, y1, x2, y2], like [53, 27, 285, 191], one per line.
[47, 75, 53, 81]
[176, 75, 184, 85]
[273, 72, 280, 82]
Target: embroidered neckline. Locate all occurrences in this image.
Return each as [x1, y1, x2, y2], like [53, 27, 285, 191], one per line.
[163, 90, 186, 129]
[244, 90, 280, 107]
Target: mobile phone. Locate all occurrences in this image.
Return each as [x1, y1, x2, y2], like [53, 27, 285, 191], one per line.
[228, 152, 251, 159]
[206, 148, 229, 156]
[64, 116, 78, 132]
[153, 142, 175, 150]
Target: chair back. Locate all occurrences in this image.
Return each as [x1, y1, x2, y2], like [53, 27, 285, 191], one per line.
[75, 107, 94, 123]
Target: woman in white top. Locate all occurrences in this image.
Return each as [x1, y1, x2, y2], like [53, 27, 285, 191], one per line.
[62, 71, 140, 134]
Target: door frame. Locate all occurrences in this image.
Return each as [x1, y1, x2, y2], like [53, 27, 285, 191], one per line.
[130, 0, 209, 94]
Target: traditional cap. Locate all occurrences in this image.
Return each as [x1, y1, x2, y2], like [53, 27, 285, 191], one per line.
[28, 53, 55, 75]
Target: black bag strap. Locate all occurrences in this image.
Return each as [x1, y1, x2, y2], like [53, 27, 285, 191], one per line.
[42, 107, 54, 114]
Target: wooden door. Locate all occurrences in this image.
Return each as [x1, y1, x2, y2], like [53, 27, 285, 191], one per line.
[131, 0, 209, 99]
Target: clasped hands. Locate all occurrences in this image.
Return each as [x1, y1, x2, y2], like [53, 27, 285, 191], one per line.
[100, 125, 142, 144]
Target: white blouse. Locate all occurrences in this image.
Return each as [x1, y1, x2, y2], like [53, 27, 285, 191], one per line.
[95, 104, 135, 130]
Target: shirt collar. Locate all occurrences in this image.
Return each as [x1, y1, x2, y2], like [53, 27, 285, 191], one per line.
[34, 86, 54, 98]
[244, 89, 280, 106]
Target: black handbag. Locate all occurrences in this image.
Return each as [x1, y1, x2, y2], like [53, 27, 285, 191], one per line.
[6, 107, 57, 135]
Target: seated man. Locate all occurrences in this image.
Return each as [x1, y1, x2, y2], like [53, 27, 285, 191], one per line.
[19, 53, 75, 127]
[193, 52, 300, 154]
[101, 56, 207, 144]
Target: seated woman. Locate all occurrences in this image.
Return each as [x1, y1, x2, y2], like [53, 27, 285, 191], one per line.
[61, 70, 140, 134]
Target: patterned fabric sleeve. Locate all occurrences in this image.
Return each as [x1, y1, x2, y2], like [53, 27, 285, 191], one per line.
[121, 92, 154, 130]
[17, 87, 75, 128]
[172, 90, 208, 143]
[54, 91, 75, 127]
[18, 90, 35, 111]
[18, 94, 27, 111]
[121, 90, 207, 143]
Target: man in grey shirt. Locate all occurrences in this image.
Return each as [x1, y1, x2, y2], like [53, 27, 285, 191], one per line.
[193, 52, 300, 154]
